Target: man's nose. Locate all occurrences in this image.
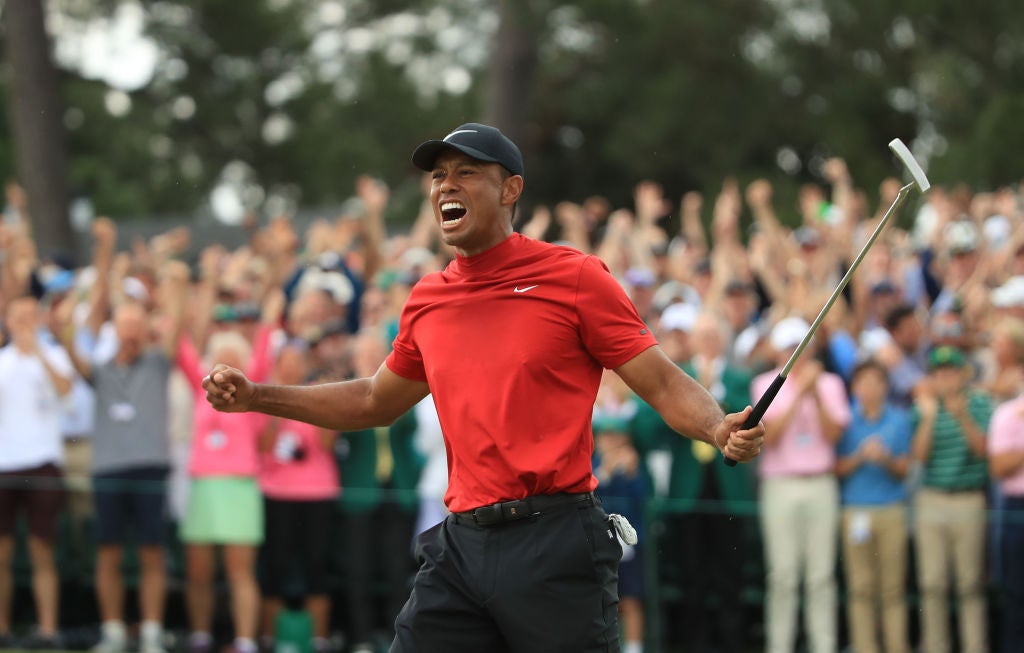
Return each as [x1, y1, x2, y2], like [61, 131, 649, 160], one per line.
[438, 174, 458, 193]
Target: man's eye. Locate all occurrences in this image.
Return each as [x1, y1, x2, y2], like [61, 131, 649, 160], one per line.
[431, 171, 444, 180]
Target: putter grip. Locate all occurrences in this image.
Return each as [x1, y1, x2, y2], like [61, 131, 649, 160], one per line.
[723, 373, 786, 467]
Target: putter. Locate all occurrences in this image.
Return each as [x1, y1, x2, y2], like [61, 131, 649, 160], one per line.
[724, 138, 930, 466]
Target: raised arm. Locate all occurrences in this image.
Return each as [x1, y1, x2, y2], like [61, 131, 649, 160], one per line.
[203, 361, 430, 432]
[356, 175, 388, 283]
[679, 191, 708, 252]
[190, 245, 225, 352]
[159, 260, 191, 360]
[1, 223, 35, 300]
[12, 307, 72, 397]
[85, 217, 117, 336]
[614, 345, 763, 463]
[54, 293, 92, 381]
[911, 393, 938, 463]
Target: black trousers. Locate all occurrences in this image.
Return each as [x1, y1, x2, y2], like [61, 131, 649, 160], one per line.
[260, 497, 335, 598]
[664, 471, 749, 653]
[1002, 496, 1024, 653]
[391, 500, 622, 653]
[343, 503, 417, 644]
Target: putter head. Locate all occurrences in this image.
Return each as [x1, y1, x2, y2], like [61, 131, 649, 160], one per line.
[888, 139, 931, 193]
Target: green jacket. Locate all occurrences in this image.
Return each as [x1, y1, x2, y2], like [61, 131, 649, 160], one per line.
[337, 409, 424, 514]
[630, 363, 757, 515]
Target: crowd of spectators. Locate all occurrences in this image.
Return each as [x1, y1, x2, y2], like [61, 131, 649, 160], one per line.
[0, 156, 1023, 653]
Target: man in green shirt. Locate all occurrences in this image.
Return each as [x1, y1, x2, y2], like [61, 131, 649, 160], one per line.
[635, 309, 756, 653]
[911, 346, 992, 653]
[337, 331, 423, 653]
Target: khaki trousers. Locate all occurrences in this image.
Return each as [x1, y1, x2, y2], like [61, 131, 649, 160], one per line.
[761, 475, 839, 653]
[841, 504, 909, 653]
[61, 437, 93, 521]
[913, 488, 987, 653]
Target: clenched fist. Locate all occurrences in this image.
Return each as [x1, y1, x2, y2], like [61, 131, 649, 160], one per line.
[203, 364, 257, 412]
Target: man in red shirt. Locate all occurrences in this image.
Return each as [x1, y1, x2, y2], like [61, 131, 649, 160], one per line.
[204, 123, 765, 652]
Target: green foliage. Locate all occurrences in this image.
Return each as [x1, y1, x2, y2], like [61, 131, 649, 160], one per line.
[2, 0, 1022, 225]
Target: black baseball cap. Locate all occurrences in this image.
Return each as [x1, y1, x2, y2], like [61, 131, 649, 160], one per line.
[412, 123, 525, 179]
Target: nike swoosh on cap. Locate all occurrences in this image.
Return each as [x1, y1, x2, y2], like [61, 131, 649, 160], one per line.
[443, 129, 478, 142]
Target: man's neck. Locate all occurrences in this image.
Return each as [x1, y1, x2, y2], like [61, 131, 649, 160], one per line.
[114, 350, 137, 366]
[861, 400, 883, 420]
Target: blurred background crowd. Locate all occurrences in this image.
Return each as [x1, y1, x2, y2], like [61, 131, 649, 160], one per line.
[3, 1, 1024, 652]
[2, 161, 1024, 653]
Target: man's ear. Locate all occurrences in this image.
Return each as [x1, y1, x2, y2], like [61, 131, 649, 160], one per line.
[501, 175, 524, 207]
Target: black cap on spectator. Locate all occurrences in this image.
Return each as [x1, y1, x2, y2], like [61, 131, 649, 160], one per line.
[883, 303, 916, 333]
[412, 123, 525, 179]
[724, 279, 754, 295]
[870, 279, 897, 296]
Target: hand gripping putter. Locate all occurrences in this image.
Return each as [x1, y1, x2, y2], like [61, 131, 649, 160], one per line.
[724, 139, 930, 466]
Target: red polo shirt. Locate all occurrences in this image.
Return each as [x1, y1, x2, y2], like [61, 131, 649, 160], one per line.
[385, 233, 657, 512]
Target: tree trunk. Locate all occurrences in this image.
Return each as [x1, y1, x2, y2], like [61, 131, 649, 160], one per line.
[3, 0, 76, 258]
[484, 0, 540, 160]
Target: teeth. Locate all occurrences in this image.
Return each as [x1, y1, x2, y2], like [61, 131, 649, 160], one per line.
[441, 201, 465, 211]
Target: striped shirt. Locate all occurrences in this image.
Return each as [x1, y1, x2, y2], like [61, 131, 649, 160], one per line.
[913, 391, 992, 490]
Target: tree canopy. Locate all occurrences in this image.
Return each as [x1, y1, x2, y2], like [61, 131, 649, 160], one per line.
[2, 0, 1021, 233]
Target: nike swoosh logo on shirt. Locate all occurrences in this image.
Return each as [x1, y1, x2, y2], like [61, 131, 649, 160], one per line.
[513, 285, 538, 293]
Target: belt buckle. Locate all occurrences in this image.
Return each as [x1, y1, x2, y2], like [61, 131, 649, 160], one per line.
[472, 503, 504, 526]
[501, 499, 529, 521]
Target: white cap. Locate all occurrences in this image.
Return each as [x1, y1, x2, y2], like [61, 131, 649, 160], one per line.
[652, 281, 701, 312]
[122, 276, 150, 303]
[659, 302, 698, 334]
[992, 276, 1024, 309]
[943, 220, 978, 254]
[983, 215, 1012, 249]
[859, 326, 894, 355]
[296, 267, 354, 306]
[770, 316, 810, 351]
[401, 247, 435, 269]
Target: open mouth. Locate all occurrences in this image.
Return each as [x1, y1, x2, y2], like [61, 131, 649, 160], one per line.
[440, 201, 467, 226]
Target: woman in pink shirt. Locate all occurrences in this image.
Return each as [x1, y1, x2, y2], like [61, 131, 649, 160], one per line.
[257, 340, 339, 653]
[178, 323, 274, 653]
[987, 317, 1024, 652]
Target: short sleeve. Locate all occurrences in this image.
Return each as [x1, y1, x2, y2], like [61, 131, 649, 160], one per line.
[988, 402, 1023, 454]
[385, 305, 428, 382]
[574, 256, 657, 369]
[820, 373, 852, 428]
[42, 342, 74, 379]
[969, 392, 993, 433]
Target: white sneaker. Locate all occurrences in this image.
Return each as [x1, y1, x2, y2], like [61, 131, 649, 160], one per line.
[92, 634, 127, 653]
[140, 640, 169, 653]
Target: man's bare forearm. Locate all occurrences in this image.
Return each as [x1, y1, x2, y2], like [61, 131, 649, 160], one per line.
[250, 378, 390, 431]
[246, 364, 429, 432]
[659, 371, 726, 446]
[617, 347, 725, 446]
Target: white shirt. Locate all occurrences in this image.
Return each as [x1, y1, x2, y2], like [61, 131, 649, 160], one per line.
[0, 341, 74, 471]
[413, 396, 448, 500]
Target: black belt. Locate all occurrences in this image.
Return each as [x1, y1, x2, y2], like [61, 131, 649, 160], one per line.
[454, 492, 595, 527]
